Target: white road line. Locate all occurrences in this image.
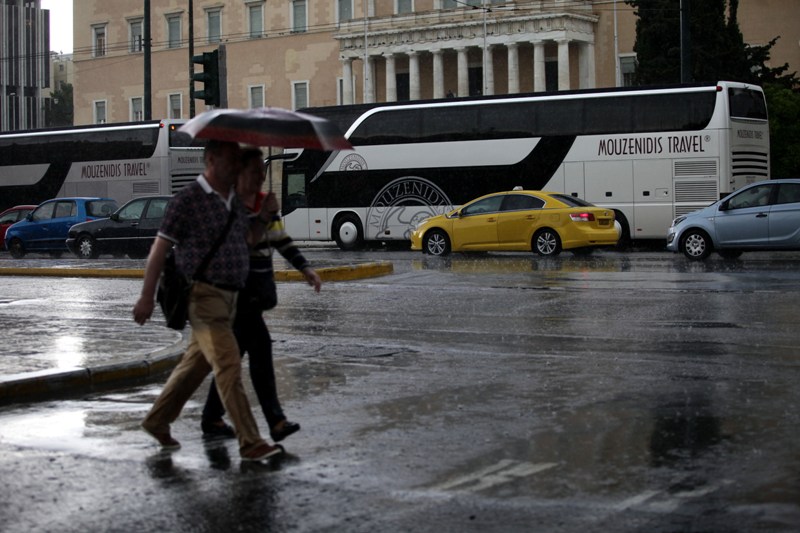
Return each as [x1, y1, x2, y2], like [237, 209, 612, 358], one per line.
[429, 460, 557, 493]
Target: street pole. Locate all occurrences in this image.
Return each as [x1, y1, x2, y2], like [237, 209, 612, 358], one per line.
[482, 0, 487, 95]
[614, 0, 620, 87]
[144, 0, 151, 120]
[189, 0, 195, 118]
[363, 0, 369, 103]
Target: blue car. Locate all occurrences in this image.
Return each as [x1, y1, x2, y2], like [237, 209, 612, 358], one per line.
[5, 197, 118, 258]
[666, 179, 800, 260]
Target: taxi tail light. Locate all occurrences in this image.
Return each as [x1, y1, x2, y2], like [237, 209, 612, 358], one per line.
[569, 212, 595, 222]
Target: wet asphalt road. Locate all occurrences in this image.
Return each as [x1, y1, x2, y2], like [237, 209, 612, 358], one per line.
[0, 247, 799, 532]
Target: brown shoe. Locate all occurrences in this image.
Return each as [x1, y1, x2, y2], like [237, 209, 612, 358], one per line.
[241, 442, 283, 462]
[142, 424, 181, 450]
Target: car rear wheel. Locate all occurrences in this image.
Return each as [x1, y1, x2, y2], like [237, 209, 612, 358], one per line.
[533, 228, 562, 256]
[681, 229, 712, 260]
[76, 234, 100, 259]
[424, 229, 451, 256]
[8, 238, 25, 259]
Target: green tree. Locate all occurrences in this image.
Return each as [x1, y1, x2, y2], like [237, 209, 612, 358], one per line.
[47, 82, 73, 127]
[625, 0, 800, 177]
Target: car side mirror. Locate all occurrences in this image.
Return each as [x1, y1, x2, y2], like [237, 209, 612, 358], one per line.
[110, 213, 120, 221]
[718, 201, 729, 211]
[26, 213, 33, 221]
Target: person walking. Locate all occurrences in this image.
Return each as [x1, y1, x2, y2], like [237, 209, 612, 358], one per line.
[201, 148, 321, 443]
[133, 140, 282, 462]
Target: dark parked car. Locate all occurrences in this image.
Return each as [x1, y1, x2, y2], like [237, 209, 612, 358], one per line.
[66, 195, 170, 259]
[667, 179, 800, 260]
[0, 205, 36, 250]
[5, 197, 118, 258]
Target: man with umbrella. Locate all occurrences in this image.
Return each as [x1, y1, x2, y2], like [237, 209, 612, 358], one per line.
[133, 139, 282, 461]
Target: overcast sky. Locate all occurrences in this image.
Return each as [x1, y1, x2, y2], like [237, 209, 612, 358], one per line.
[41, 0, 73, 54]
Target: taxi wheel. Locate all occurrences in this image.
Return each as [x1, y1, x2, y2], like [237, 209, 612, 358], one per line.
[8, 238, 25, 259]
[533, 229, 562, 256]
[681, 229, 712, 260]
[424, 229, 451, 256]
[76, 234, 100, 259]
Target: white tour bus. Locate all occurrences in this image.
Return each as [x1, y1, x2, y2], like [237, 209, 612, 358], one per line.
[0, 119, 205, 213]
[281, 81, 769, 249]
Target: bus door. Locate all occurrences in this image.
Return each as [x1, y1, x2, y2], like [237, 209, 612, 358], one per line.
[282, 170, 312, 240]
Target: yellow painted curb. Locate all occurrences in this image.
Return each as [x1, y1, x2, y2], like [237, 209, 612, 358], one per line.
[0, 261, 393, 281]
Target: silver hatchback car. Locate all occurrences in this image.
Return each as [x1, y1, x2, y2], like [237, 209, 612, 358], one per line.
[666, 179, 800, 260]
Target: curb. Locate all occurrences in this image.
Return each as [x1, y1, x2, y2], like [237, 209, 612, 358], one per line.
[0, 261, 394, 282]
[0, 345, 185, 406]
[0, 261, 393, 405]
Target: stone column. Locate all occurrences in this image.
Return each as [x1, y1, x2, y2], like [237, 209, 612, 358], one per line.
[507, 42, 519, 94]
[365, 56, 374, 103]
[342, 57, 354, 105]
[533, 41, 545, 92]
[409, 51, 420, 100]
[557, 39, 570, 91]
[457, 47, 469, 97]
[385, 53, 397, 102]
[433, 50, 445, 99]
[579, 42, 596, 89]
[483, 44, 494, 96]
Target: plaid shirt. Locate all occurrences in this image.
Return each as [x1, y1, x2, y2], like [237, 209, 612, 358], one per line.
[158, 176, 250, 289]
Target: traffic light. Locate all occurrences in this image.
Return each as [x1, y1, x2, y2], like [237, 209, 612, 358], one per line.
[191, 49, 220, 107]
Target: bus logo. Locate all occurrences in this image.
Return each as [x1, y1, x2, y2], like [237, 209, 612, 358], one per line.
[340, 153, 368, 171]
[367, 176, 454, 240]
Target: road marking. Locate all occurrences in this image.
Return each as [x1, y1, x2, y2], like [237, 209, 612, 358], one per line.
[429, 460, 558, 493]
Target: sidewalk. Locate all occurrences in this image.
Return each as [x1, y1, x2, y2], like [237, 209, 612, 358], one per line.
[0, 258, 392, 405]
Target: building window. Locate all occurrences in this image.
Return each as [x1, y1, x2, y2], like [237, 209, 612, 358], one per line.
[292, 81, 308, 110]
[169, 94, 182, 119]
[94, 100, 107, 124]
[338, 0, 353, 23]
[442, 0, 457, 8]
[129, 18, 143, 53]
[337, 77, 344, 105]
[397, 0, 413, 14]
[249, 86, 265, 108]
[207, 8, 221, 44]
[291, 0, 307, 33]
[130, 97, 143, 121]
[248, 3, 264, 38]
[167, 14, 181, 48]
[620, 55, 637, 87]
[93, 25, 107, 57]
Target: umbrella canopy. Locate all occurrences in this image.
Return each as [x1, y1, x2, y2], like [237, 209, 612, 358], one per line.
[178, 107, 352, 151]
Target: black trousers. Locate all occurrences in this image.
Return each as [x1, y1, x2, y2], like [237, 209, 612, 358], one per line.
[202, 302, 286, 429]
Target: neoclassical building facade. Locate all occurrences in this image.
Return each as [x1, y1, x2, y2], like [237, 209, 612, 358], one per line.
[70, 0, 798, 125]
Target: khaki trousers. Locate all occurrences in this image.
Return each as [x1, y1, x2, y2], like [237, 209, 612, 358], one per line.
[142, 282, 266, 455]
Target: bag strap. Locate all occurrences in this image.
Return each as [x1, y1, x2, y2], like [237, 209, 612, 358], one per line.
[193, 207, 237, 280]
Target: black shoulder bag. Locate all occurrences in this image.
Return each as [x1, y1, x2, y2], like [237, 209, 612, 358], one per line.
[157, 209, 237, 330]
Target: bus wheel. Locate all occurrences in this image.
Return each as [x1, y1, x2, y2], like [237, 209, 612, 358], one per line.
[533, 228, 562, 256]
[614, 211, 631, 250]
[424, 229, 451, 256]
[681, 229, 712, 260]
[8, 238, 25, 259]
[76, 235, 100, 259]
[333, 214, 364, 251]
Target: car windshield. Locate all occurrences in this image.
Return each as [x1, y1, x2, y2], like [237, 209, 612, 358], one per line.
[87, 200, 118, 217]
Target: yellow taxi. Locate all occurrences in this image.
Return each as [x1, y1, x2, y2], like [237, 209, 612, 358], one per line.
[410, 189, 619, 256]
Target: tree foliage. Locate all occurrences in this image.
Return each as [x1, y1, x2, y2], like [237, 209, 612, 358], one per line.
[47, 83, 73, 128]
[625, 0, 800, 177]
